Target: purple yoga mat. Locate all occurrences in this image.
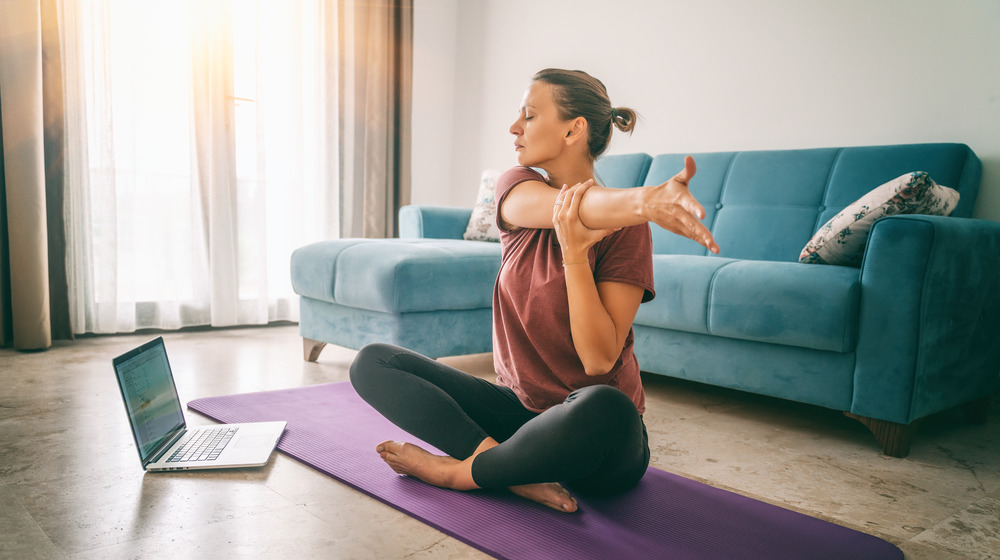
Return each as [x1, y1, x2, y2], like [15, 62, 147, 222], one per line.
[188, 382, 902, 560]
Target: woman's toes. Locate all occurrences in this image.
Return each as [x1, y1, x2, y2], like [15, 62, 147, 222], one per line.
[376, 440, 401, 454]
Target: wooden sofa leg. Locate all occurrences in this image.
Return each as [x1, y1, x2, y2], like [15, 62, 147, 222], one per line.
[844, 412, 921, 458]
[303, 338, 327, 362]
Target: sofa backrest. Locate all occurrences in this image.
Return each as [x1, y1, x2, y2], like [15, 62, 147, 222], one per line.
[595, 143, 982, 262]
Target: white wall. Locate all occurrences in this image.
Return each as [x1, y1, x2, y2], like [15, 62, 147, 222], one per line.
[413, 0, 1000, 221]
[410, 0, 458, 205]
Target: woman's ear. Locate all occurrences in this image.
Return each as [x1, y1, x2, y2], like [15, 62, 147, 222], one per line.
[564, 116, 588, 146]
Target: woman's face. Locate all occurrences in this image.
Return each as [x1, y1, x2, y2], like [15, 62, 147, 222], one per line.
[509, 80, 572, 168]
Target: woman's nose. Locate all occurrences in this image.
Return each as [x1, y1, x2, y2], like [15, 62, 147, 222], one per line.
[509, 118, 522, 135]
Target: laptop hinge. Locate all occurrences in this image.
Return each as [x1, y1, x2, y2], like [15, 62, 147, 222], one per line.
[145, 427, 187, 469]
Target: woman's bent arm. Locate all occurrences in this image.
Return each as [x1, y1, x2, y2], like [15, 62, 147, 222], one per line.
[566, 270, 644, 376]
[553, 184, 644, 375]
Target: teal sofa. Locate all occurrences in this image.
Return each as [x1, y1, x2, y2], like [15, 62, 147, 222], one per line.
[291, 143, 1000, 457]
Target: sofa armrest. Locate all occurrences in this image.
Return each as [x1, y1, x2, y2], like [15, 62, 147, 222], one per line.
[399, 205, 473, 239]
[852, 214, 1000, 424]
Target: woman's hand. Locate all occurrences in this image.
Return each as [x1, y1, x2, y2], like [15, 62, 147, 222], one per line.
[552, 180, 621, 262]
[642, 156, 721, 254]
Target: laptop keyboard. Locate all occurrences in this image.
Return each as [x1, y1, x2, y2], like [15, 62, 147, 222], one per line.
[167, 426, 238, 462]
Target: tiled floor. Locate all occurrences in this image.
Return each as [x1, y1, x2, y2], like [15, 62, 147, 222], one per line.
[1, 325, 997, 559]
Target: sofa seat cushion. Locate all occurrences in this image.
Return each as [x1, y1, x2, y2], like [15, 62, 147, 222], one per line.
[291, 239, 501, 313]
[635, 256, 860, 352]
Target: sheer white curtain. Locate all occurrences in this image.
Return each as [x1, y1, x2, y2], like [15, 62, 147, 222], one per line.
[59, 0, 339, 333]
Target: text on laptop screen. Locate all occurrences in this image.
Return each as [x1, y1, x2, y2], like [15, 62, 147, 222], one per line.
[115, 342, 185, 461]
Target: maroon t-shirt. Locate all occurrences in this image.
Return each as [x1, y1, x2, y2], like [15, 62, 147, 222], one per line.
[492, 166, 655, 414]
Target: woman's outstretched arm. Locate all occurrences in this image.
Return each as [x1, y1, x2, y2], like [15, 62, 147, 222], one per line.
[501, 156, 720, 254]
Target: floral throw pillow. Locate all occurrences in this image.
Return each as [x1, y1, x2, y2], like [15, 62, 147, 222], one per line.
[799, 171, 959, 267]
[463, 169, 502, 242]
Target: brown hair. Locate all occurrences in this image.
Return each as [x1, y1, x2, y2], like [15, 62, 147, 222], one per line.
[532, 68, 637, 160]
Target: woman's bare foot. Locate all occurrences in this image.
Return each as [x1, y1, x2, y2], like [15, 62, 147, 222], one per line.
[376, 440, 477, 490]
[375, 439, 579, 513]
[509, 482, 578, 513]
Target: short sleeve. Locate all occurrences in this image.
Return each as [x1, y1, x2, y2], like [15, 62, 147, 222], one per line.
[494, 166, 547, 232]
[593, 224, 655, 303]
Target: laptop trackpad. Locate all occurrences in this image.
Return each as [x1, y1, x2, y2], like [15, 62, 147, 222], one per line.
[236, 435, 273, 449]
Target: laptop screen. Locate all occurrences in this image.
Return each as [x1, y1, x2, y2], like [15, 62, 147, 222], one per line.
[113, 337, 186, 464]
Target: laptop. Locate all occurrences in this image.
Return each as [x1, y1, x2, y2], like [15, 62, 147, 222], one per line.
[113, 336, 286, 472]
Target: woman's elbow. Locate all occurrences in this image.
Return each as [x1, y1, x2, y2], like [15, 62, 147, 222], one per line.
[582, 356, 618, 377]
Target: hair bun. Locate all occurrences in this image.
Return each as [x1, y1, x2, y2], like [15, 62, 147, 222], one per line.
[611, 106, 637, 134]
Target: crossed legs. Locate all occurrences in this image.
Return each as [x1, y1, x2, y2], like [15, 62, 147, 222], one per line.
[349, 343, 649, 512]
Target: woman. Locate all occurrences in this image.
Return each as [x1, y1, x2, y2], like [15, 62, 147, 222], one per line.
[350, 68, 719, 513]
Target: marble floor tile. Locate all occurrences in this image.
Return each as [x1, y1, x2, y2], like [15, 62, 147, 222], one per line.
[907, 494, 1000, 559]
[0, 484, 62, 560]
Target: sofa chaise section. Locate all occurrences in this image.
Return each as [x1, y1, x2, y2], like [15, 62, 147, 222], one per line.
[291, 237, 500, 360]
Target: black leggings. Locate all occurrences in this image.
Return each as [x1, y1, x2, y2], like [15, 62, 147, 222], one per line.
[349, 343, 650, 494]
